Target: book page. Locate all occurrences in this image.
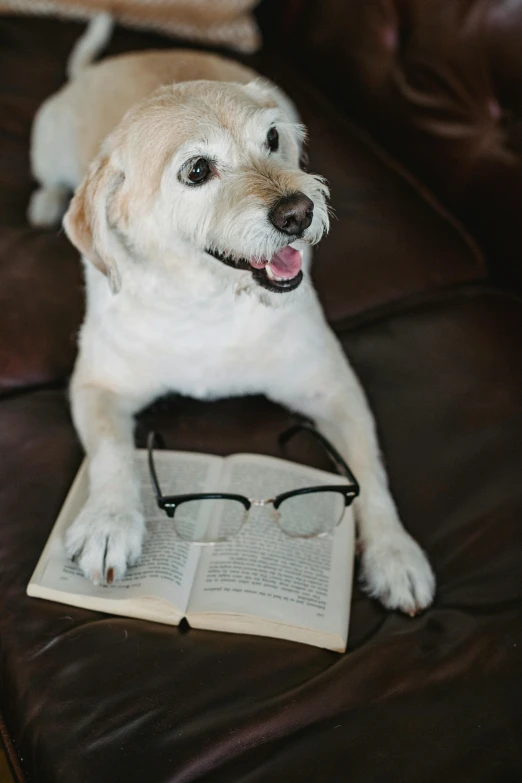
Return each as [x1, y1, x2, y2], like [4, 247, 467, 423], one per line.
[28, 450, 222, 617]
[187, 455, 354, 642]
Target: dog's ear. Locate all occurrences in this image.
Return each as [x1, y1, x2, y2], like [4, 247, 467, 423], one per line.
[242, 79, 301, 125]
[63, 155, 123, 294]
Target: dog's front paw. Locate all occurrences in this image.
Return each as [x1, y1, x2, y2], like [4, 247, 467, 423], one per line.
[65, 501, 145, 585]
[360, 531, 435, 615]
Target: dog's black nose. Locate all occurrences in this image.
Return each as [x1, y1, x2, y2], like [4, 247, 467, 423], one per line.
[269, 193, 314, 236]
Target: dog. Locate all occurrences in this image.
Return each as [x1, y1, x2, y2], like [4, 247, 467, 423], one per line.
[28, 40, 435, 615]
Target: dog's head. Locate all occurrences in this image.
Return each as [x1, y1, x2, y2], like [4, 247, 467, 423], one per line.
[64, 79, 329, 296]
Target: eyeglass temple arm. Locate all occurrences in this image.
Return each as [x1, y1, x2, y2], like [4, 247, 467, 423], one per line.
[147, 431, 166, 504]
[149, 426, 359, 500]
[279, 423, 360, 493]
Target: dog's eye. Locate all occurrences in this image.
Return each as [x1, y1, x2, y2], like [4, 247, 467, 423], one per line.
[267, 127, 279, 152]
[185, 157, 211, 185]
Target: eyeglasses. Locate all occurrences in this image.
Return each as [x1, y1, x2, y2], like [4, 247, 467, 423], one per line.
[147, 423, 359, 544]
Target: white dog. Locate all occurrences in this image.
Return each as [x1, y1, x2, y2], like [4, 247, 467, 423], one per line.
[29, 40, 435, 614]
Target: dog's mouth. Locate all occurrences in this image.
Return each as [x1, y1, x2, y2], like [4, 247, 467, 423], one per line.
[206, 245, 303, 293]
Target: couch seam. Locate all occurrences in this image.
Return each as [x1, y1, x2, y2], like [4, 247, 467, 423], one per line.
[331, 281, 522, 338]
[0, 709, 28, 783]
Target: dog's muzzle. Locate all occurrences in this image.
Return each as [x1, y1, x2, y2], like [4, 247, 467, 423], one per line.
[206, 245, 304, 293]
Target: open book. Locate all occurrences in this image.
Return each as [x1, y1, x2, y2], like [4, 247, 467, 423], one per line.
[27, 449, 355, 652]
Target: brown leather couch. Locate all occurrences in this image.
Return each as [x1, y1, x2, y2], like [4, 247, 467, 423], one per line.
[1, 3, 521, 781]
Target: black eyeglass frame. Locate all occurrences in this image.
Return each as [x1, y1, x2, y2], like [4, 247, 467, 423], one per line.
[147, 423, 360, 539]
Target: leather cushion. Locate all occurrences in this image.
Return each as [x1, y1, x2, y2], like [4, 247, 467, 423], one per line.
[1, 288, 521, 781]
[272, 0, 522, 289]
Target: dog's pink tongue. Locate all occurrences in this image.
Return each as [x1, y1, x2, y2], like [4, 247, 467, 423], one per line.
[267, 246, 302, 279]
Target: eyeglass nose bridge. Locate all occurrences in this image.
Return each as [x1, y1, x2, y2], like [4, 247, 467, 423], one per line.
[248, 497, 275, 507]
[248, 498, 282, 528]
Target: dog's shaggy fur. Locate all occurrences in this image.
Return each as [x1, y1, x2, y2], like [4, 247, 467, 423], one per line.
[29, 48, 435, 614]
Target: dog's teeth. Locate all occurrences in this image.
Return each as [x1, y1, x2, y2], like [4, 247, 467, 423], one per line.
[265, 265, 288, 283]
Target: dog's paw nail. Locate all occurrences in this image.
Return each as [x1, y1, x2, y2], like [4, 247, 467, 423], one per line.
[65, 503, 145, 585]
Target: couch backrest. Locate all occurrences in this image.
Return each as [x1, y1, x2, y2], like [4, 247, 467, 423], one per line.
[262, 0, 522, 289]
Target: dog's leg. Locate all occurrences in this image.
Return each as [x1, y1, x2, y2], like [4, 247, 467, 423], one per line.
[65, 379, 147, 584]
[267, 325, 435, 615]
